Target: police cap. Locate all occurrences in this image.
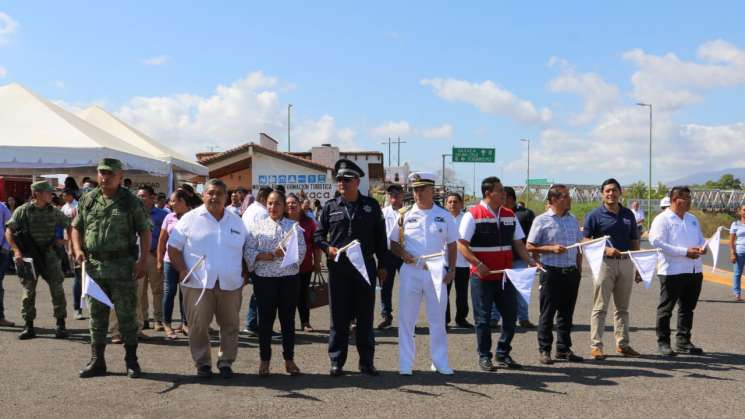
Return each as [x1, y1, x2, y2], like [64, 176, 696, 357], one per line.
[334, 158, 364, 179]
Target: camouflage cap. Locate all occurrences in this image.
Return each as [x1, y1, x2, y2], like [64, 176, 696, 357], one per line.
[97, 158, 123, 172]
[31, 180, 54, 192]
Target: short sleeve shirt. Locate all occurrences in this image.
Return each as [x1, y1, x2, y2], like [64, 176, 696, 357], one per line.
[389, 204, 458, 257]
[583, 204, 639, 252]
[731, 221, 745, 254]
[459, 202, 525, 242]
[161, 212, 181, 263]
[527, 208, 582, 268]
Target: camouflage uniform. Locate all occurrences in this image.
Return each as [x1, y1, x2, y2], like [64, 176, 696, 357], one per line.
[73, 186, 151, 346]
[6, 202, 69, 322]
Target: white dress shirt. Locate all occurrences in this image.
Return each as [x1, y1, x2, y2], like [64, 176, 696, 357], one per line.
[388, 204, 459, 258]
[241, 201, 268, 232]
[168, 205, 249, 291]
[459, 201, 525, 242]
[61, 199, 78, 218]
[648, 209, 705, 275]
[382, 205, 401, 250]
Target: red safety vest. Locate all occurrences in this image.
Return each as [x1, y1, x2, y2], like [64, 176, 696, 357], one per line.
[468, 204, 515, 281]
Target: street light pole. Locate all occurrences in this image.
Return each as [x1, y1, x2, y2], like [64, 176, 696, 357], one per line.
[637, 103, 653, 231]
[287, 104, 293, 152]
[520, 138, 531, 203]
[381, 137, 392, 167]
[442, 153, 452, 188]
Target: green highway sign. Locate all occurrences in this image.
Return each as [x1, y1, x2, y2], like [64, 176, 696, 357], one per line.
[527, 178, 550, 185]
[452, 147, 495, 163]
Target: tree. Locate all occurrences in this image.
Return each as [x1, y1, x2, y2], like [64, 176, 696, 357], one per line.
[704, 173, 742, 190]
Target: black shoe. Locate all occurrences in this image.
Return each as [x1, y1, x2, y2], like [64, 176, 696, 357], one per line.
[518, 320, 537, 329]
[359, 365, 379, 376]
[456, 320, 475, 329]
[658, 342, 676, 357]
[242, 327, 258, 337]
[219, 366, 234, 379]
[142, 320, 151, 330]
[675, 342, 704, 355]
[18, 322, 35, 340]
[489, 321, 501, 332]
[329, 365, 344, 377]
[55, 319, 69, 339]
[124, 344, 142, 378]
[377, 316, 393, 330]
[555, 351, 584, 362]
[478, 357, 496, 372]
[496, 355, 523, 369]
[79, 345, 107, 378]
[539, 351, 554, 365]
[271, 331, 282, 341]
[197, 365, 213, 378]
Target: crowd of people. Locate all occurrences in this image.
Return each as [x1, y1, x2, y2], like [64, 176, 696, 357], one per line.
[0, 156, 727, 380]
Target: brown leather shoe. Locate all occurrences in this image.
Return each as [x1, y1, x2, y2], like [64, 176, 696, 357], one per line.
[616, 345, 640, 357]
[591, 347, 606, 360]
[111, 335, 123, 344]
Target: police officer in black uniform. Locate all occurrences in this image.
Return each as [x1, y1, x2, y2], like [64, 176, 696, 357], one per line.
[314, 159, 387, 377]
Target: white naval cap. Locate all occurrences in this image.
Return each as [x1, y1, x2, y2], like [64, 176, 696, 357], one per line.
[408, 171, 436, 188]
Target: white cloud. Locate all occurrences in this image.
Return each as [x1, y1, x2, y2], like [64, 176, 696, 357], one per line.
[421, 123, 453, 139]
[0, 12, 19, 44]
[372, 120, 411, 138]
[623, 40, 745, 110]
[421, 77, 551, 124]
[142, 55, 170, 66]
[111, 71, 357, 157]
[0, 66, 6, 78]
[547, 58, 620, 125]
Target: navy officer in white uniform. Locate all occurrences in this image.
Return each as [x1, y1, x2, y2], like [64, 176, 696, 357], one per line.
[388, 172, 458, 375]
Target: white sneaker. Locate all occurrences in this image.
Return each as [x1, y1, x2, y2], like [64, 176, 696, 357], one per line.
[430, 364, 454, 375]
[399, 369, 413, 376]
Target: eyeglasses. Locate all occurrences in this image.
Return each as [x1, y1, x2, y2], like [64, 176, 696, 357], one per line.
[336, 177, 356, 183]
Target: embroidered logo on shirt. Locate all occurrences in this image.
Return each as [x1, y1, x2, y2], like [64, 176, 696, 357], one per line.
[623, 219, 631, 225]
[406, 217, 419, 223]
[363, 205, 372, 213]
[434, 216, 446, 223]
[230, 228, 241, 235]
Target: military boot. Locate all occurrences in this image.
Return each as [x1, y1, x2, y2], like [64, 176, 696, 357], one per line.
[79, 345, 107, 378]
[55, 319, 69, 339]
[18, 321, 36, 340]
[124, 344, 142, 378]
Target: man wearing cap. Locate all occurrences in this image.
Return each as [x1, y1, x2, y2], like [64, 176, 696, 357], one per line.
[4, 181, 70, 339]
[314, 158, 387, 377]
[458, 176, 536, 372]
[378, 183, 404, 329]
[389, 172, 458, 375]
[72, 158, 152, 378]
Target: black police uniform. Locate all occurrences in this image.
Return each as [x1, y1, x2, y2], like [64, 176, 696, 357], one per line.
[313, 160, 387, 372]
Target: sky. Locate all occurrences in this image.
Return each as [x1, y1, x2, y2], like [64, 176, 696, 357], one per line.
[2, 1, 745, 193]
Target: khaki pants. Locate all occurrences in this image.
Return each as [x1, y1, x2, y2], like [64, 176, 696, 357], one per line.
[590, 258, 635, 349]
[109, 276, 144, 335]
[139, 255, 163, 324]
[184, 284, 243, 369]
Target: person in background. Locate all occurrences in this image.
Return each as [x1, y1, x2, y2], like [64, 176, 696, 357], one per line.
[286, 193, 322, 332]
[227, 188, 246, 217]
[630, 201, 645, 238]
[301, 198, 316, 222]
[64, 176, 80, 200]
[6, 196, 19, 213]
[136, 186, 168, 332]
[155, 192, 170, 212]
[444, 192, 473, 329]
[313, 199, 323, 219]
[0, 200, 14, 327]
[378, 184, 404, 329]
[178, 184, 202, 209]
[660, 197, 671, 210]
[61, 188, 83, 319]
[241, 190, 255, 214]
[123, 178, 133, 190]
[729, 204, 745, 302]
[246, 190, 306, 377]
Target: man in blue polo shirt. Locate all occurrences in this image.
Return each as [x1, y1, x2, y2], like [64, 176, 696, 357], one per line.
[583, 178, 641, 360]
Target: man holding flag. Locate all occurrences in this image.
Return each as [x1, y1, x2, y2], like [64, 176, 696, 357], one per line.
[313, 158, 387, 377]
[388, 172, 458, 375]
[526, 184, 584, 364]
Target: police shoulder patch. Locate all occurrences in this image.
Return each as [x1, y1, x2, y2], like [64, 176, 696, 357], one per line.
[363, 205, 372, 213]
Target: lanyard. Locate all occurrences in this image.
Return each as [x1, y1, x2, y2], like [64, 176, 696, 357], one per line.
[343, 204, 355, 237]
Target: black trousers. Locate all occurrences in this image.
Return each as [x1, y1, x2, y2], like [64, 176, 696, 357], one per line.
[328, 256, 376, 368]
[254, 274, 299, 361]
[380, 251, 402, 317]
[656, 272, 703, 345]
[537, 266, 581, 353]
[296, 270, 312, 325]
[446, 267, 470, 324]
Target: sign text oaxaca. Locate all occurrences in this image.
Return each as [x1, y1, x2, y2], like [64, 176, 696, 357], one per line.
[452, 147, 495, 163]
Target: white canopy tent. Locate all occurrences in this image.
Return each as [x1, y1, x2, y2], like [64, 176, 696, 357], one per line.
[77, 106, 208, 177]
[0, 83, 168, 177]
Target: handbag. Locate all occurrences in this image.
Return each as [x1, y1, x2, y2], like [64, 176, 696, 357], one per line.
[308, 270, 329, 309]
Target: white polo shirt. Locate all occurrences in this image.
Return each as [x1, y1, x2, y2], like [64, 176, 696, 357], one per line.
[388, 203, 459, 259]
[648, 209, 705, 275]
[168, 205, 249, 291]
[382, 205, 400, 250]
[459, 201, 525, 242]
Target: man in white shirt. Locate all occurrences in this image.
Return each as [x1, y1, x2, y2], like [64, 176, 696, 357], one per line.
[444, 192, 473, 329]
[226, 187, 246, 217]
[168, 179, 249, 378]
[648, 186, 707, 357]
[378, 184, 404, 329]
[630, 201, 645, 237]
[389, 172, 458, 375]
[241, 187, 271, 335]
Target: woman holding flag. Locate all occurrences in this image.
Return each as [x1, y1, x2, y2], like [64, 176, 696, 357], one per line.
[245, 190, 306, 377]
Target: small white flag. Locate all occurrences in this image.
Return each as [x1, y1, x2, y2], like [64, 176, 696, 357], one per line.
[424, 257, 446, 303]
[706, 227, 723, 272]
[280, 224, 301, 269]
[503, 267, 539, 304]
[346, 241, 370, 285]
[182, 255, 208, 306]
[628, 250, 659, 289]
[582, 238, 608, 284]
[81, 262, 114, 309]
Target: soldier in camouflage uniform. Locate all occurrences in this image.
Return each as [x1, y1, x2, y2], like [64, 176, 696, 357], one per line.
[4, 181, 70, 340]
[71, 158, 152, 379]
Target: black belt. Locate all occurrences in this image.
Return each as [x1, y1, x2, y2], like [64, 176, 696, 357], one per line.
[544, 265, 579, 274]
[88, 249, 134, 260]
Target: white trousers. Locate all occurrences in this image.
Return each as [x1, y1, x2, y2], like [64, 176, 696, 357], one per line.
[398, 263, 450, 372]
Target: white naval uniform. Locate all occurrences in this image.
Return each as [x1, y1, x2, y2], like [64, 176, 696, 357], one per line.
[388, 203, 459, 374]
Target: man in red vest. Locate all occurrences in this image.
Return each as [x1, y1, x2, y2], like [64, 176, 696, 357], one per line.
[458, 176, 537, 372]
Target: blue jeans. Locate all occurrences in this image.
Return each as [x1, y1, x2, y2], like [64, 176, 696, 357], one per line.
[471, 276, 517, 359]
[245, 272, 259, 329]
[162, 262, 187, 325]
[733, 253, 745, 297]
[490, 260, 530, 322]
[0, 251, 9, 319]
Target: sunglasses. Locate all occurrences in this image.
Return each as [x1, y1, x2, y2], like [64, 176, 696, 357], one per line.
[336, 177, 356, 183]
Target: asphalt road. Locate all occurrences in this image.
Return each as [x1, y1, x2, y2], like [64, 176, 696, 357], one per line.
[1, 266, 743, 419]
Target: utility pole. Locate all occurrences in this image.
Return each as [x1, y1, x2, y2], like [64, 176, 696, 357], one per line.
[441, 153, 452, 188]
[520, 138, 531, 204]
[287, 104, 293, 152]
[381, 137, 392, 167]
[393, 137, 407, 166]
[637, 102, 653, 231]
